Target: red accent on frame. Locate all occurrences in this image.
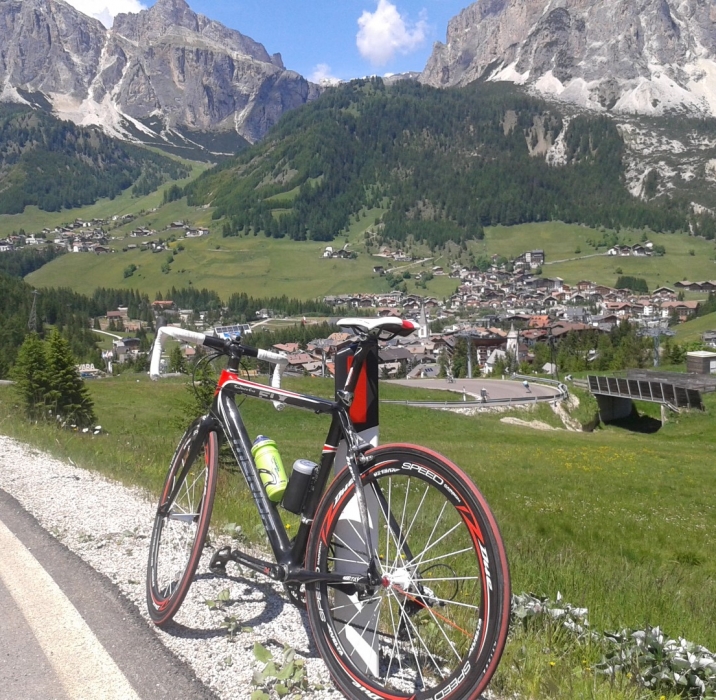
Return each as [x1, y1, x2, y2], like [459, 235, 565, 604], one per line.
[346, 355, 368, 425]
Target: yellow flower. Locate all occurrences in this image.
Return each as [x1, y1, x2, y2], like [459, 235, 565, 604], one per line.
[549, 661, 556, 667]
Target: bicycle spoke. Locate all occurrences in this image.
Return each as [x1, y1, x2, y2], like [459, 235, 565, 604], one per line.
[411, 546, 475, 568]
[415, 575, 482, 583]
[409, 520, 463, 568]
[389, 587, 432, 687]
[331, 532, 369, 567]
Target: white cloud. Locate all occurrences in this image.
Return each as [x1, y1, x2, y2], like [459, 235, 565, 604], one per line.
[356, 0, 428, 66]
[64, 0, 148, 27]
[309, 64, 342, 86]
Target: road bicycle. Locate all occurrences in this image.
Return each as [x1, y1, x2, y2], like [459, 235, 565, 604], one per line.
[146, 317, 510, 700]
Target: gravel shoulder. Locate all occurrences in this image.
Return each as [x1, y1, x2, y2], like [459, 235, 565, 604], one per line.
[0, 434, 337, 700]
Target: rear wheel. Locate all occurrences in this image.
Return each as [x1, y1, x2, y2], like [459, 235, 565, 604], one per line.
[146, 420, 218, 626]
[305, 444, 510, 700]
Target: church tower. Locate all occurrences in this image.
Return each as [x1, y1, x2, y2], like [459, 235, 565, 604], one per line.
[418, 303, 430, 339]
[506, 323, 519, 358]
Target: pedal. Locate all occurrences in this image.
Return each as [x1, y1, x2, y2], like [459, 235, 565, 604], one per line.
[209, 545, 233, 575]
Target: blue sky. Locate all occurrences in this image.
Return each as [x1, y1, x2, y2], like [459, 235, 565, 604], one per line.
[65, 0, 471, 82]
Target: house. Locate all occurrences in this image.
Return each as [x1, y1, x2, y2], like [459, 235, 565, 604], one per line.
[273, 343, 301, 354]
[702, 331, 716, 348]
[514, 250, 545, 269]
[285, 353, 313, 371]
[661, 300, 701, 321]
[407, 363, 439, 379]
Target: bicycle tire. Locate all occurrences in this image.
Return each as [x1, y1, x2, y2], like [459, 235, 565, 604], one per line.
[305, 443, 510, 700]
[146, 419, 219, 626]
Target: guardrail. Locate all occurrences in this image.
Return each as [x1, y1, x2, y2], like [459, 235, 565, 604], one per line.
[381, 393, 562, 409]
[511, 374, 570, 401]
[382, 375, 568, 410]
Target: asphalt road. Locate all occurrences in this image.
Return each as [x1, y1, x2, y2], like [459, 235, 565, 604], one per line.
[389, 377, 560, 401]
[0, 488, 219, 700]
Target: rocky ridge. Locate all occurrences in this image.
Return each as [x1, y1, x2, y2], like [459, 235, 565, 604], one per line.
[420, 0, 716, 208]
[0, 0, 320, 151]
[421, 0, 716, 119]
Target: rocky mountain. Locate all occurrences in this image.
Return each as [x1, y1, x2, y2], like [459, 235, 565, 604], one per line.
[420, 0, 716, 118]
[0, 0, 320, 156]
[420, 0, 716, 208]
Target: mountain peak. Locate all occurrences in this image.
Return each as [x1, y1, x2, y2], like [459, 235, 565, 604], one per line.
[145, 0, 197, 28]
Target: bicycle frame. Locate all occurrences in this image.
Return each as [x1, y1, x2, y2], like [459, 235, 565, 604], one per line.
[205, 340, 381, 589]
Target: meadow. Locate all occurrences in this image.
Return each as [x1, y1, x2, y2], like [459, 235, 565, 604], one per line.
[1, 373, 713, 699]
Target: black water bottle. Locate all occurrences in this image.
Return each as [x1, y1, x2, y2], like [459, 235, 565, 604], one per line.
[281, 459, 317, 514]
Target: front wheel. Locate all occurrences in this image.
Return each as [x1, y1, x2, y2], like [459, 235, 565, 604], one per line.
[146, 419, 218, 626]
[305, 444, 510, 700]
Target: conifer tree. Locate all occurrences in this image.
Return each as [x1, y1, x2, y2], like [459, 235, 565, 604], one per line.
[45, 329, 95, 427]
[169, 345, 187, 373]
[11, 332, 51, 420]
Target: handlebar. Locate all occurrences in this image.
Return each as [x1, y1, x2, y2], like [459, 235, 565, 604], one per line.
[149, 326, 288, 409]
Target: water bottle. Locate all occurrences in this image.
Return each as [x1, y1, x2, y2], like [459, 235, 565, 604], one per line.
[251, 436, 288, 502]
[281, 459, 317, 514]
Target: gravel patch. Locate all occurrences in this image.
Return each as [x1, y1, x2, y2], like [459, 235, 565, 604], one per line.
[499, 417, 561, 431]
[0, 435, 339, 700]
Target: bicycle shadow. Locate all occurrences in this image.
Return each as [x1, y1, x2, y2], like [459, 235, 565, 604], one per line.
[159, 569, 319, 658]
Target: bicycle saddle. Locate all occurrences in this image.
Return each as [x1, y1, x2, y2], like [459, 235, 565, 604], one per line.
[337, 317, 419, 338]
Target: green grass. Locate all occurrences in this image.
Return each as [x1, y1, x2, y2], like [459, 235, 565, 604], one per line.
[673, 310, 716, 344]
[26, 231, 392, 299]
[1, 374, 713, 698]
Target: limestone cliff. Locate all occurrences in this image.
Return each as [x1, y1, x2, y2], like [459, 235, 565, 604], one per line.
[0, 0, 320, 150]
[421, 0, 716, 117]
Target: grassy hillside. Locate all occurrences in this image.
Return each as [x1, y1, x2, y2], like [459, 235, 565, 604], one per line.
[0, 375, 714, 700]
[0, 159, 210, 238]
[486, 222, 716, 290]
[673, 310, 716, 343]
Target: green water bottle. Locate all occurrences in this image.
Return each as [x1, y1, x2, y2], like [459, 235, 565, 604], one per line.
[251, 435, 288, 502]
